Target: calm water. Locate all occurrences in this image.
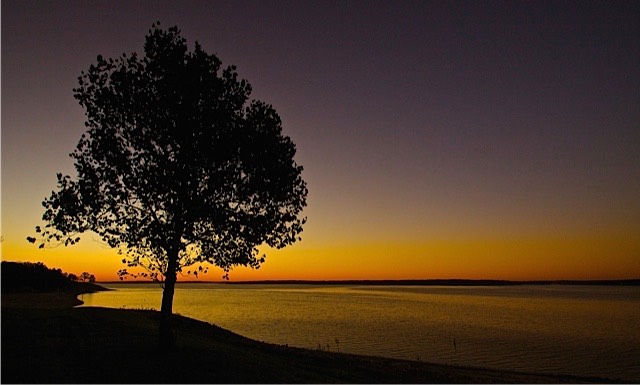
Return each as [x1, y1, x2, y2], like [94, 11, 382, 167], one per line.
[80, 284, 640, 381]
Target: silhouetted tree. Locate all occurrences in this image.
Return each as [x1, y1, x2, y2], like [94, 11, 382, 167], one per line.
[79, 272, 92, 282]
[30, 23, 307, 347]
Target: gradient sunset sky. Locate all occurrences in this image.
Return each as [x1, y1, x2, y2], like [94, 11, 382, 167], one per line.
[2, 1, 639, 281]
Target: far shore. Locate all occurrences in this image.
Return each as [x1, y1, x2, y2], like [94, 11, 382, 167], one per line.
[99, 278, 640, 286]
[1, 286, 625, 383]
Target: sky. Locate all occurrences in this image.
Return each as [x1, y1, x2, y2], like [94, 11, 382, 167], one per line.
[2, 0, 639, 281]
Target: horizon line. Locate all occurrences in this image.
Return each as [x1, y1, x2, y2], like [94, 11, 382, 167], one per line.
[98, 278, 640, 286]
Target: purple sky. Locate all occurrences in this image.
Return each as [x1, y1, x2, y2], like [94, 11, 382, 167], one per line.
[2, 1, 639, 280]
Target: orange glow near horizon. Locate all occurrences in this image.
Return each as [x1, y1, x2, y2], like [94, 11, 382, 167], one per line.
[2, 229, 638, 282]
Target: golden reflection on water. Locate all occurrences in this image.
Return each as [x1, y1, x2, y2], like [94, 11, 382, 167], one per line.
[82, 284, 640, 381]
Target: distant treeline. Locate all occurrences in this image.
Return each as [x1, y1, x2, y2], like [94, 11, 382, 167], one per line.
[1, 261, 100, 293]
[97, 278, 640, 286]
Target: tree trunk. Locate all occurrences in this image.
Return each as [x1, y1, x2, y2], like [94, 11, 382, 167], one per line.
[159, 247, 179, 348]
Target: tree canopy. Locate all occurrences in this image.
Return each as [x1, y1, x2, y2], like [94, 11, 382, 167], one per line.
[31, 23, 307, 344]
[33, 23, 307, 283]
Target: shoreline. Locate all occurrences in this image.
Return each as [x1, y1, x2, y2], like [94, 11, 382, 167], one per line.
[1, 290, 627, 383]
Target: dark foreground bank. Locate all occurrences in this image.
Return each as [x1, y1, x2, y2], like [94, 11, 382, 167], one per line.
[1, 293, 618, 384]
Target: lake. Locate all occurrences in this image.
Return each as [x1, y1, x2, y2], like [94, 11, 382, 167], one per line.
[80, 283, 640, 382]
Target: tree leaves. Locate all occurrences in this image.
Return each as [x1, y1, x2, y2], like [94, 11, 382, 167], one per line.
[33, 23, 308, 281]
